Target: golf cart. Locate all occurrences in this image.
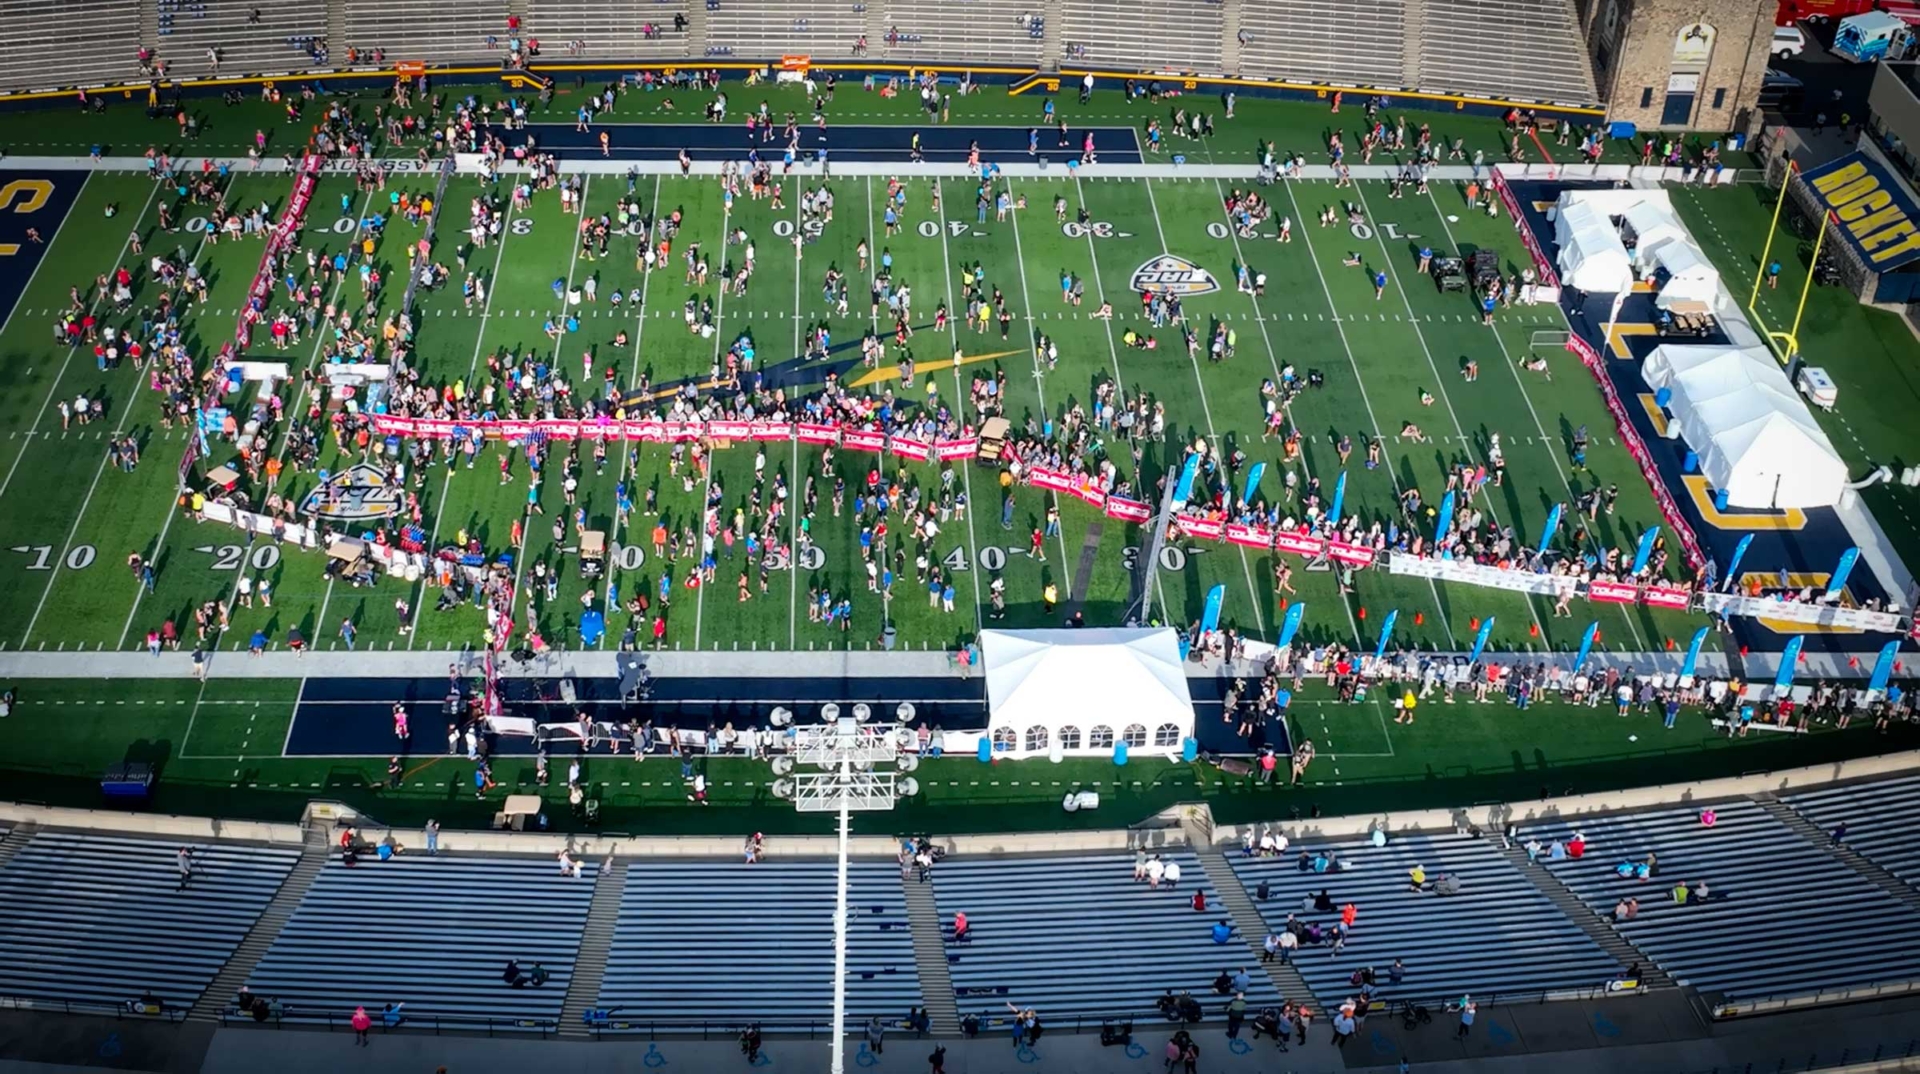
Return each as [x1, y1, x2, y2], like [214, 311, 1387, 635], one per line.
[1430, 255, 1468, 292]
[1469, 249, 1501, 289]
[580, 530, 606, 579]
[977, 416, 1011, 463]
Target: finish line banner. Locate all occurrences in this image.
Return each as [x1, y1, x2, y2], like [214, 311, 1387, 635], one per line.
[1802, 152, 1920, 273]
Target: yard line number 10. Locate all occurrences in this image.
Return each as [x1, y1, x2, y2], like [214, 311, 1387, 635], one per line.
[1206, 221, 1404, 241]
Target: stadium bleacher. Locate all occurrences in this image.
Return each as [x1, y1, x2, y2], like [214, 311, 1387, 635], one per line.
[527, 0, 691, 61]
[873, 0, 1044, 67]
[1535, 802, 1920, 1000]
[1229, 831, 1622, 1009]
[597, 859, 920, 1028]
[0, 831, 298, 1011]
[154, 0, 329, 78]
[0, 0, 139, 91]
[704, 0, 865, 60]
[1418, 0, 1596, 104]
[341, 0, 505, 66]
[931, 852, 1281, 1019]
[245, 854, 598, 1027]
[1060, 0, 1223, 74]
[1783, 775, 1920, 893]
[1238, 0, 1408, 89]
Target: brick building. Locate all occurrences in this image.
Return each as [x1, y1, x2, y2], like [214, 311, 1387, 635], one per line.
[1578, 0, 1774, 133]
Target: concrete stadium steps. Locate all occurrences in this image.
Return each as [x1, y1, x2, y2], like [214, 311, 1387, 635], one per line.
[557, 854, 622, 1037]
[1492, 841, 1673, 991]
[930, 851, 1283, 1020]
[1536, 802, 1920, 1000]
[0, 823, 35, 870]
[0, 830, 299, 1012]
[1756, 793, 1920, 915]
[901, 866, 960, 1034]
[1779, 776, 1920, 902]
[1226, 830, 1623, 1010]
[1192, 843, 1316, 1003]
[188, 825, 332, 1024]
[245, 853, 600, 1027]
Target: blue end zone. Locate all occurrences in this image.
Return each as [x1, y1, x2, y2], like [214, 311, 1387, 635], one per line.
[496, 122, 1144, 164]
[0, 170, 83, 328]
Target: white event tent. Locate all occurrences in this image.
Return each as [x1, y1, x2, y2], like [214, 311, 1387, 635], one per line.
[1554, 200, 1634, 294]
[1642, 344, 1849, 509]
[980, 627, 1195, 758]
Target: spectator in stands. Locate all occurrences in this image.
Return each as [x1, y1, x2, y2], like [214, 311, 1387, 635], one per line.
[1210, 919, 1235, 944]
[1163, 859, 1183, 890]
[1671, 880, 1690, 905]
[951, 911, 969, 944]
[503, 960, 522, 986]
[350, 1005, 371, 1046]
[1146, 854, 1166, 889]
[1407, 864, 1426, 892]
[1829, 822, 1848, 847]
[557, 848, 584, 878]
[744, 832, 764, 864]
[1191, 890, 1207, 913]
[866, 1016, 886, 1054]
[1135, 847, 1149, 881]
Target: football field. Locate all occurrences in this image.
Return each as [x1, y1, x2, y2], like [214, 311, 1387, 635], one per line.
[0, 162, 1711, 659]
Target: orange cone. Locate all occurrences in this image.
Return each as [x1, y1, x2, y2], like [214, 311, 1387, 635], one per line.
[1414, 612, 1424, 626]
[1529, 623, 1539, 637]
[1357, 607, 1367, 620]
[1279, 598, 1288, 610]
[1470, 617, 1481, 631]
[1665, 637, 1676, 650]
[1739, 645, 1749, 657]
[1848, 656, 1861, 669]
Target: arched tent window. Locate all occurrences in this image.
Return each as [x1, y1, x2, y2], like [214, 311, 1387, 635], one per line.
[1088, 725, 1115, 749]
[991, 726, 1016, 751]
[1122, 724, 1148, 747]
[1058, 725, 1084, 750]
[1154, 722, 1182, 747]
[1024, 725, 1050, 752]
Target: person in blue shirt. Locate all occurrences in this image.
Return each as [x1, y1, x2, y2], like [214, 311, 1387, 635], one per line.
[1417, 246, 1433, 273]
[1211, 920, 1234, 943]
[1373, 269, 1388, 300]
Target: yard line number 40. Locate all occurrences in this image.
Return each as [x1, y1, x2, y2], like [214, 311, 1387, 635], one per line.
[1206, 220, 1405, 241]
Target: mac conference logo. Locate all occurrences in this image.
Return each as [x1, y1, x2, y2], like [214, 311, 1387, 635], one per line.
[1131, 254, 1219, 297]
[301, 461, 404, 523]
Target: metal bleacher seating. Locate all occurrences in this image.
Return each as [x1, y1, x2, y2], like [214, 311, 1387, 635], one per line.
[341, 0, 504, 66]
[875, 0, 1045, 67]
[703, 0, 865, 60]
[246, 855, 598, 1027]
[1238, 0, 1408, 89]
[1229, 831, 1620, 1009]
[1418, 0, 1597, 104]
[154, 0, 328, 80]
[1784, 775, 1920, 893]
[1536, 802, 1920, 1000]
[1060, 0, 1222, 73]
[598, 859, 920, 1029]
[0, 0, 140, 91]
[932, 852, 1281, 1019]
[527, 0, 692, 61]
[0, 831, 298, 1011]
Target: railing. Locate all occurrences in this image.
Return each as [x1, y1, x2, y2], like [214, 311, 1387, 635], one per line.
[0, 994, 187, 1023]
[1678, 1039, 1920, 1074]
[224, 1004, 557, 1037]
[581, 1012, 915, 1040]
[1705, 980, 1920, 1020]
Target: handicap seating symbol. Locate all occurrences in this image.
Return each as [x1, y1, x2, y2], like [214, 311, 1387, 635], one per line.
[749, 1050, 772, 1067]
[855, 1043, 879, 1067]
[1228, 1038, 1252, 1055]
[643, 1042, 668, 1067]
[1594, 1013, 1622, 1038]
[1124, 1042, 1148, 1059]
[1016, 1043, 1042, 1064]
[1371, 1029, 1398, 1056]
[1488, 1022, 1516, 1047]
[98, 1033, 123, 1059]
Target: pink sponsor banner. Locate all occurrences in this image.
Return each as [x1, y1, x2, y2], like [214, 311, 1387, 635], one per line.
[1029, 467, 1074, 493]
[579, 418, 618, 441]
[663, 422, 701, 442]
[797, 423, 838, 445]
[1643, 585, 1691, 610]
[708, 419, 751, 440]
[627, 420, 667, 442]
[1328, 541, 1375, 567]
[1491, 169, 1558, 287]
[1178, 513, 1224, 540]
[374, 415, 419, 436]
[1563, 334, 1706, 571]
[497, 420, 535, 441]
[891, 437, 933, 462]
[537, 419, 579, 440]
[1225, 523, 1271, 550]
[1273, 530, 1325, 558]
[843, 429, 887, 453]
[1105, 497, 1151, 524]
[936, 438, 979, 460]
[1072, 483, 1105, 507]
[751, 422, 795, 441]
[1588, 580, 1638, 604]
[415, 419, 457, 439]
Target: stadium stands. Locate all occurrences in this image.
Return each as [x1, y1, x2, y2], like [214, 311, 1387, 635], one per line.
[1536, 802, 1920, 999]
[873, 0, 1045, 67]
[245, 854, 598, 1027]
[154, 0, 328, 79]
[1784, 775, 1920, 893]
[527, 0, 692, 61]
[341, 0, 505, 66]
[0, 0, 139, 91]
[1418, 0, 1596, 104]
[932, 852, 1281, 1018]
[1060, 0, 1223, 74]
[1228, 831, 1622, 1008]
[0, 831, 298, 1011]
[704, 0, 865, 60]
[1238, 0, 1409, 90]
[597, 859, 920, 1028]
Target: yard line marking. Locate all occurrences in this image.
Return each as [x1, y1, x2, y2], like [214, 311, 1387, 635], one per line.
[25, 176, 234, 647]
[0, 175, 138, 506]
[999, 177, 1075, 601]
[932, 178, 987, 640]
[408, 186, 524, 651]
[787, 184, 803, 650]
[603, 175, 664, 648]
[691, 177, 731, 651]
[1136, 179, 1265, 636]
[1351, 181, 1550, 644]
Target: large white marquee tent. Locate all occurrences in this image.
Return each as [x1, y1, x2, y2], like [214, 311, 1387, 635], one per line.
[1642, 344, 1849, 509]
[980, 627, 1195, 758]
[1554, 200, 1635, 294]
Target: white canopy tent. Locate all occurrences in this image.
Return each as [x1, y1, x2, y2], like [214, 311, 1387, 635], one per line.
[1554, 201, 1634, 294]
[1622, 200, 1690, 274]
[1649, 240, 1721, 307]
[980, 627, 1195, 758]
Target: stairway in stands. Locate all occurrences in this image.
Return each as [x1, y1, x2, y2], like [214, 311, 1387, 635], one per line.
[187, 826, 330, 1024]
[0, 823, 37, 870]
[1494, 842, 1673, 989]
[901, 872, 959, 1034]
[1755, 795, 1920, 914]
[1190, 843, 1316, 1003]
[558, 857, 623, 1038]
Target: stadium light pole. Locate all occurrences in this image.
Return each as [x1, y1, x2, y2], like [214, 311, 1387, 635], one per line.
[768, 702, 920, 1074]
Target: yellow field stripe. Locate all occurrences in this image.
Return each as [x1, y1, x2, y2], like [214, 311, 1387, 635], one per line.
[1738, 571, 1861, 634]
[1606, 322, 1657, 360]
[1683, 475, 1807, 530]
[847, 348, 1022, 389]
